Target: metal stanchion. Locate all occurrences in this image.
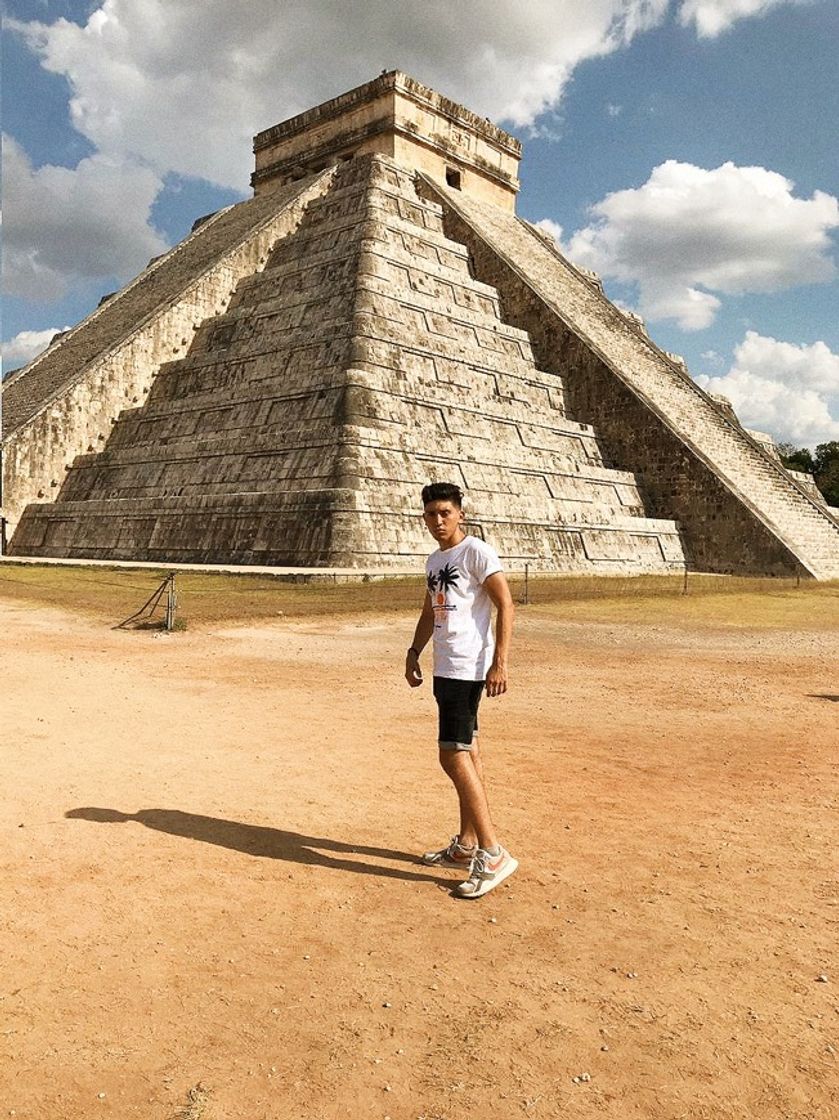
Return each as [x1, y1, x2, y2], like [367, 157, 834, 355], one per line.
[165, 573, 177, 631]
[116, 571, 178, 630]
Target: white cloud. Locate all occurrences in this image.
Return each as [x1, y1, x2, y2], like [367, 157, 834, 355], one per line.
[4, 0, 829, 323]
[2, 134, 167, 301]
[678, 0, 811, 38]
[565, 160, 839, 330]
[1, 326, 71, 370]
[696, 331, 839, 447]
[534, 218, 566, 247]
[8, 1, 672, 191]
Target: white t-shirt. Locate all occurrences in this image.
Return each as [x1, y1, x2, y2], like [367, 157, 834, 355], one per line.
[426, 535, 503, 681]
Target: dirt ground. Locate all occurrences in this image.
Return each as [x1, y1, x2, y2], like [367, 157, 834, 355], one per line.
[2, 584, 838, 1120]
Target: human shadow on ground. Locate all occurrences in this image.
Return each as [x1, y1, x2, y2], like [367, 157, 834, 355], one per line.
[65, 807, 448, 884]
[808, 694, 839, 702]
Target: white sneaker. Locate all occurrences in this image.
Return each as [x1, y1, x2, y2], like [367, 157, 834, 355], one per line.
[420, 836, 476, 869]
[454, 847, 518, 899]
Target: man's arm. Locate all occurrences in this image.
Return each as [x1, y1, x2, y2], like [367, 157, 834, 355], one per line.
[484, 571, 514, 697]
[405, 593, 434, 687]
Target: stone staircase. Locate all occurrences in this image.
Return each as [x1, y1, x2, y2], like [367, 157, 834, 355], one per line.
[335, 159, 684, 568]
[421, 178, 839, 579]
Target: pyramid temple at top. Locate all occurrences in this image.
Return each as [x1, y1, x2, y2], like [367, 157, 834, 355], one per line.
[3, 72, 838, 576]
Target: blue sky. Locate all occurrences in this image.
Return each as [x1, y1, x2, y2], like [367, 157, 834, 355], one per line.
[3, 0, 838, 447]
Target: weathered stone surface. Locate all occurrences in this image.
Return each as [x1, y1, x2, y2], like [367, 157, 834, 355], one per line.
[253, 70, 521, 211]
[2, 172, 336, 533]
[6, 156, 684, 572]
[419, 177, 839, 579]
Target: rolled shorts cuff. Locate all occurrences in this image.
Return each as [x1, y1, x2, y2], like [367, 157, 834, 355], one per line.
[438, 739, 475, 752]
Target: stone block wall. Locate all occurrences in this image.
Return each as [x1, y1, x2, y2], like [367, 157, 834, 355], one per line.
[252, 71, 520, 211]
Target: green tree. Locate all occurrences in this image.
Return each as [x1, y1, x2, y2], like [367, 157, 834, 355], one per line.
[778, 442, 815, 473]
[814, 442, 839, 507]
[778, 441, 839, 507]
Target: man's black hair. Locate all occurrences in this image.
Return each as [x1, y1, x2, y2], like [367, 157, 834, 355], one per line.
[421, 481, 464, 508]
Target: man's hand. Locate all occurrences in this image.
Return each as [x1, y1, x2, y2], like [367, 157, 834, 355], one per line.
[405, 649, 424, 688]
[406, 596, 434, 688]
[485, 662, 507, 697]
[483, 572, 513, 698]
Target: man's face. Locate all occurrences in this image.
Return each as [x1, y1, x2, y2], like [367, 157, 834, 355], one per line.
[423, 500, 464, 548]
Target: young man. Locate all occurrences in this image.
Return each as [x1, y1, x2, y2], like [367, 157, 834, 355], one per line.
[405, 481, 517, 899]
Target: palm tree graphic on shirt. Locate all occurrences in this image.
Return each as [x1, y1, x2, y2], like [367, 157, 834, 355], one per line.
[430, 562, 461, 611]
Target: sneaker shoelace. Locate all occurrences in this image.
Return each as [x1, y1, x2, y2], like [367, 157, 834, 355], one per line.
[470, 850, 491, 881]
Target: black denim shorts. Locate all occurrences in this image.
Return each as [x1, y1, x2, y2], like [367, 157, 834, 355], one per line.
[433, 676, 485, 750]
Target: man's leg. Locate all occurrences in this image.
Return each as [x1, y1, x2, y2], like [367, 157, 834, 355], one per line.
[451, 738, 484, 849]
[429, 681, 516, 896]
[427, 678, 496, 856]
[470, 736, 484, 783]
[439, 745, 498, 853]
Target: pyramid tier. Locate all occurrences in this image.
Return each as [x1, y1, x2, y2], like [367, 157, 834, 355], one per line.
[10, 490, 683, 570]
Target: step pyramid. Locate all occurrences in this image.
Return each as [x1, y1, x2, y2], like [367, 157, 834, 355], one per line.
[3, 72, 837, 576]
[5, 156, 684, 571]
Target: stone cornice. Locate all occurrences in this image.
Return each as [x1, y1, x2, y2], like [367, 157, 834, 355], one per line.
[253, 70, 521, 159]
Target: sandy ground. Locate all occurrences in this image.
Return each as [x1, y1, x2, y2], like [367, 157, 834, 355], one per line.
[2, 598, 838, 1120]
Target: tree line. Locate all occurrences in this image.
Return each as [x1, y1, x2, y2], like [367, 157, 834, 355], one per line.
[778, 441, 839, 507]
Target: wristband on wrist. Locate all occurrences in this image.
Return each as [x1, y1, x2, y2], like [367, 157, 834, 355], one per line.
[408, 646, 420, 657]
